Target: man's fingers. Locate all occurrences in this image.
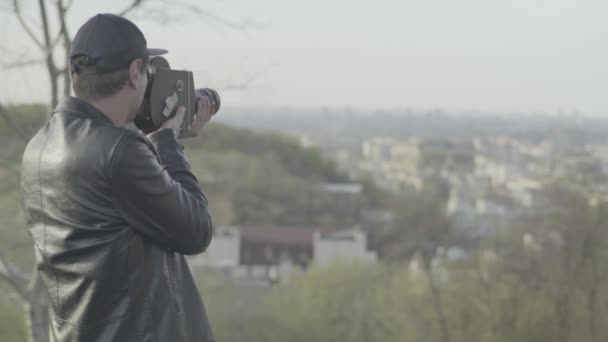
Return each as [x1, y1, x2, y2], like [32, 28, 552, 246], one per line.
[177, 96, 212, 139]
[175, 105, 185, 119]
[152, 105, 186, 138]
[171, 106, 185, 125]
[198, 96, 211, 117]
[165, 106, 185, 129]
[192, 96, 211, 129]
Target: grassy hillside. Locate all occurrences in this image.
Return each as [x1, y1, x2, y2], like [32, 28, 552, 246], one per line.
[0, 104, 380, 341]
[0, 104, 376, 270]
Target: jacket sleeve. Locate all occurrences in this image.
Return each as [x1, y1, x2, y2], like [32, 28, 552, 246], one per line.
[110, 129, 212, 255]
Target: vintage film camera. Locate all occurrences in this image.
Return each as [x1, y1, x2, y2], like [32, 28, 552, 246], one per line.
[135, 56, 221, 133]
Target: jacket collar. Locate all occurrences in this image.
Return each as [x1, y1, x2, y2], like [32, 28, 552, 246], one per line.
[54, 96, 116, 126]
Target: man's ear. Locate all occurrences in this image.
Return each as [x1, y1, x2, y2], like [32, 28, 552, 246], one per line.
[128, 58, 144, 89]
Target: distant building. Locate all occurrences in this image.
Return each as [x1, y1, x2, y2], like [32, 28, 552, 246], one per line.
[190, 226, 240, 269]
[239, 225, 313, 282]
[360, 137, 422, 192]
[314, 228, 377, 268]
[194, 225, 377, 283]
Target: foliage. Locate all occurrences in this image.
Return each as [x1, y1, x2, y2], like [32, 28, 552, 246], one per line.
[0, 104, 389, 342]
[197, 188, 608, 342]
[4, 105, 608, 342]
[184, 181, 608, 342]
[0, 284, 27, 342]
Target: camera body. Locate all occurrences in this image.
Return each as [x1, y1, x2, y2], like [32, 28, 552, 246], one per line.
[135, 56, 220, 133]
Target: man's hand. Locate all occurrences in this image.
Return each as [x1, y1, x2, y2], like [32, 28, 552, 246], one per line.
[155, 105, 186, 137]
[150, 95, 213, 139]
[180, 95, 212, 139]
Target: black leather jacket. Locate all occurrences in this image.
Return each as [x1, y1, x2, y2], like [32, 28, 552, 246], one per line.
[21, 96, 214, 341]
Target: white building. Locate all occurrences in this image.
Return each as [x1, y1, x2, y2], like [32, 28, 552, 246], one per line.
[191, 226, 240, 269]
[191, 225, 377, 283]
[313, 228, 378, 267]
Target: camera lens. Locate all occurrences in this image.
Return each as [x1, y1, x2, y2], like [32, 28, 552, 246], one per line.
[196, 88, 221, 115]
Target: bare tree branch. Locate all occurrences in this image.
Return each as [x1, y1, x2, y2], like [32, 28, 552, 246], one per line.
[38, 0, 52, 51]
[129, 6, 171, 24]
[162, 0, 269, 31]
[0, 252, 30, 299]
[2, 58, 44, 70]
[118, 0, 145, 16]
[64, 0, 75, 11]
[57, 0, 71, 96]
[37, 0, 60, 108]
[221, 61, 279, 91]
[27, 272, 50, 342]
[48, 30, 64, 55]
[44, 0, 73, 56]
[0, 103, 31, 141]
[12, 0, 44, 50]
[0, 46, 42, 69]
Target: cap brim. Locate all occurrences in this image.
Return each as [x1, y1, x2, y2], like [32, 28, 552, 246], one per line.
[147, 48, 168, 56]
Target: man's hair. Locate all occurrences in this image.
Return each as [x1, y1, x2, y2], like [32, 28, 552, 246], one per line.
[71, 55, 149, 100]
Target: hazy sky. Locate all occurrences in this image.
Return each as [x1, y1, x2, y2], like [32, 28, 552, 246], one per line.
[0, 0, 606, 115]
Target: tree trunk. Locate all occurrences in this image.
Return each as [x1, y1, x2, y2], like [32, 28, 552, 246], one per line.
[0, 104, 31, 141]
[38, 0, 58, 110]
[555, 291, 571, 342]
[587, 258, 598, 342]
[24, 273, 49, 342]
[57, 0, 72, 98]
[475, 255, 498, 338]
[423, 258, 451, 342]
[1, 256, 49, 342]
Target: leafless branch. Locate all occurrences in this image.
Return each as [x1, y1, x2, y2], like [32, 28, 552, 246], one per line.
[57, 0, 71, 96]
[64, 0, 75, 11]
[48, 30, 64, 54]
[45, 0, 73, 56]
[221, 61, 279, 91]
[0, 252, 30, 299]
[38, 0, 52, 51]
[0, 103, 32, 141]
[12, 0, 44, 50]
[118, 0, 145, 16]
[35, 0, 60, 107]
[2, 58, 44, 70]
[162, 0, 268, 31]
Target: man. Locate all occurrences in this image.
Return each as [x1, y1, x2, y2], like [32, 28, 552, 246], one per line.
[21, 13, 214, 341]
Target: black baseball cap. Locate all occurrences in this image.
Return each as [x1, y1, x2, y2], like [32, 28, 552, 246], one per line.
[70, 13, 167, 74]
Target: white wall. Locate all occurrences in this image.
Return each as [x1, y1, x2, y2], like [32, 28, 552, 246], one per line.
[313, 228, 377, 267]
[195, 226, 241, 268]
